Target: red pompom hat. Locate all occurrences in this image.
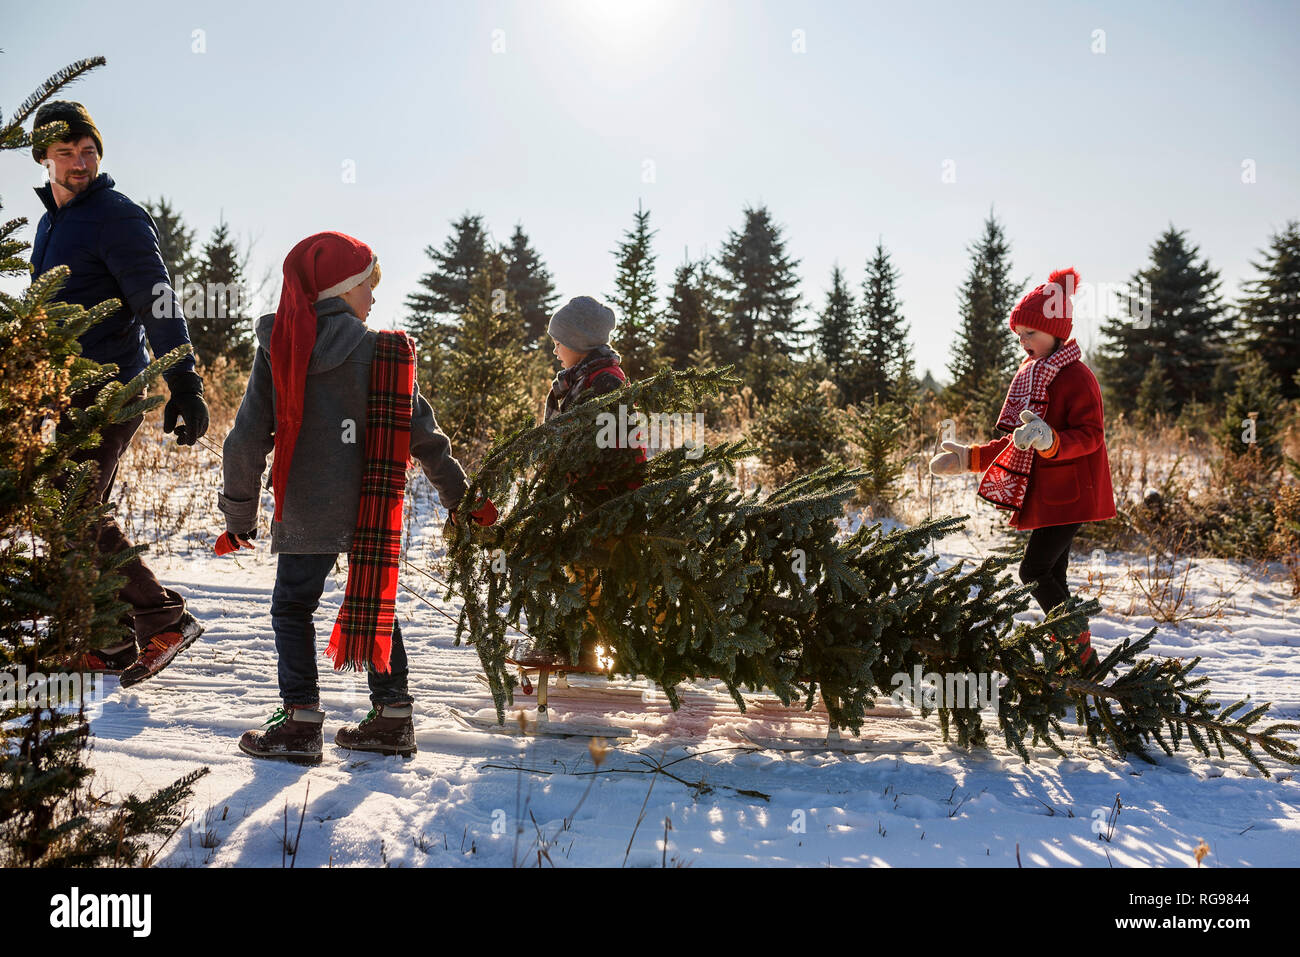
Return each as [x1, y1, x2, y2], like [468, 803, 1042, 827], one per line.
[1008, 267, 1080, 340]
[269, 231, 376, 520]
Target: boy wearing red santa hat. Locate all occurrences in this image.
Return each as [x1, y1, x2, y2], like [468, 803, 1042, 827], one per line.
[218, 231, 495, 763]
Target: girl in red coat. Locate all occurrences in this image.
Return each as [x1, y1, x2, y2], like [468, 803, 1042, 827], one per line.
[929, 268, 1115, 666]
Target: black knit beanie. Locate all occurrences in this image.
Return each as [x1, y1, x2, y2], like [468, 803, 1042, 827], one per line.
[31, 101, 103, 162]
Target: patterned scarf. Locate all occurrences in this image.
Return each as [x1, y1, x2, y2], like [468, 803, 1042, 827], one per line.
[326, 331, 415, 673]
[976, 338, 1081, 517]
[545, 344, 622, 421]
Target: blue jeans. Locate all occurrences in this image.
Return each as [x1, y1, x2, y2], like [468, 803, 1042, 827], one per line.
[271, 553, 412, 709]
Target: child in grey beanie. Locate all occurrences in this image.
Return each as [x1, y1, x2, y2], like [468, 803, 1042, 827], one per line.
[544, 296, 625, 421]
[547, 296, 617, 354]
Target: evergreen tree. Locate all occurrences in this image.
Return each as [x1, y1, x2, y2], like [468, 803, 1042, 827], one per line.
[1134, 356, 1173, 426]
[1095, 226, 1230, 416]
[815, 265, 858, 399]
[609, 202, 659, 381]
[857, 241, 913, 405]
[1217, 351, 1287, 469]
[893, 348, 920, 409]
[750, 371, 847, 486]
[842, 394, 911, 516]
[917, 368, 943, 397]
[660, 256, 723, 370]
[504, 223, 558, 346]
[432, 250, 534, 471]
[446, 366, 1299, 772]
[946, 211, 1023, 426]
[141, 196, 197, 288]
[1239, 220, 1300, 401]
[405, 213, 491, 382]
[715, 204, 804, 371]
[687, 326, 720, 374]
[1, 58, 209, 865]
[189, 218, 253, 368]
[667, 254, 731, 382]
[1273, 456, 1300, 596]
[1202, 349, 1289, 562]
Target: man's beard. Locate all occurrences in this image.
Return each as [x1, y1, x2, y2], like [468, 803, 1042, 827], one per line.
[56, 171, 92, 193]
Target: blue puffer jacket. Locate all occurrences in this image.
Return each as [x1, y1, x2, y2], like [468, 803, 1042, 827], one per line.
[30, 172, 196, 385]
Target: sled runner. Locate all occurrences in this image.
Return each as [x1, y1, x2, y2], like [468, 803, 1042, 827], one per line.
[738, 729, 931, 755]
[470, 665, 929, 751]
[475, 670, 650, 699]
[475, 671, 916, 717]
[449, 706, 635, 741]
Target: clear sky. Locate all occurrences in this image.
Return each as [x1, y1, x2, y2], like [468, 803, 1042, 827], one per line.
[3, 0, 1298, 381]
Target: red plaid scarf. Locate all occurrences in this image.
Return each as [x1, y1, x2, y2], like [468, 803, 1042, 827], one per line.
[326, 331, 415, 673]
[976, 338, 1081, 518]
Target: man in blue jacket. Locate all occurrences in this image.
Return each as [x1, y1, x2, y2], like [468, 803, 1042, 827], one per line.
[31, 101, 208, 687]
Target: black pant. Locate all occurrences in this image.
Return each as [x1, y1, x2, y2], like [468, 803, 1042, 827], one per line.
[66, 394, 185, 644]
[1019, 522, 1083, 619]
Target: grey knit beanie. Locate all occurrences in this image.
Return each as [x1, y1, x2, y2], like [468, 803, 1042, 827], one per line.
[547, 296, 616, 352]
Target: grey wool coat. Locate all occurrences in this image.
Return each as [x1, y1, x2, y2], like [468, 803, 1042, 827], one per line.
[219, 298, 468, 553]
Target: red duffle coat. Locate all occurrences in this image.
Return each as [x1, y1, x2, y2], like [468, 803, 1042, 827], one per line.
[969, 360, 1117, 531]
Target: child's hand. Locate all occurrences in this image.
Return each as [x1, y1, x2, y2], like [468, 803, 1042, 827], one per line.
[215, 530, 256, 556]
[928, 440, 970, 476]
[1013, 411, 1055, 451]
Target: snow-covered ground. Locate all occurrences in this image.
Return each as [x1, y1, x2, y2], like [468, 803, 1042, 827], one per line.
[82, 441, 1300, 867]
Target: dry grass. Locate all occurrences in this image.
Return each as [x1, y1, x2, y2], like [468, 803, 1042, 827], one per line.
[110, 361, 1300, 622]
[111, 358, 253, 552]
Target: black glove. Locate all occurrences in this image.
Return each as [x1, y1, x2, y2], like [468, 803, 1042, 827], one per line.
[163, 371, 210, 446]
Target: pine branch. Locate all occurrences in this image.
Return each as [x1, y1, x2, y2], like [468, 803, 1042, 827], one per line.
[5, 57, 107, 131]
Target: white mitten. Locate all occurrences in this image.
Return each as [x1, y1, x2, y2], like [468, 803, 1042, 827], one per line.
[929, 440, 970, 476]
[1013, 410, 1055, 451]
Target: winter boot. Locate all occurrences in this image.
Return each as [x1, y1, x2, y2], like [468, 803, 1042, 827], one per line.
[1074, 630, 1096, 667]
[1053, 629, 1096, 673]
[334, 703, 417, 758]
[65, 615, 137, 676]
[120, 611, 205, 688]
[239, 705, 325, 764]
[68, 642, 138, 676]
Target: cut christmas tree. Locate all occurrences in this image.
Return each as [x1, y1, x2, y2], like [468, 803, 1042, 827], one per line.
[445, 367, 1299, 774]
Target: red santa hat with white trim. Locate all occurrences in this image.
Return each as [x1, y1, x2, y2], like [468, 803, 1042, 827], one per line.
[269, 231, 376, 520]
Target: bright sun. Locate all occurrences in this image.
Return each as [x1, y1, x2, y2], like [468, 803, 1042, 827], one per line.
[566, 0, 676, 36]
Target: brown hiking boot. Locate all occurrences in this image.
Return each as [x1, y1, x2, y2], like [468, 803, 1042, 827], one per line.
[68, 640, 139, 677]
[239, 705, 325, 764]
[120, 611, 204, 688]
[334, 703, 416, 757]
[64, 615, 137, 676]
